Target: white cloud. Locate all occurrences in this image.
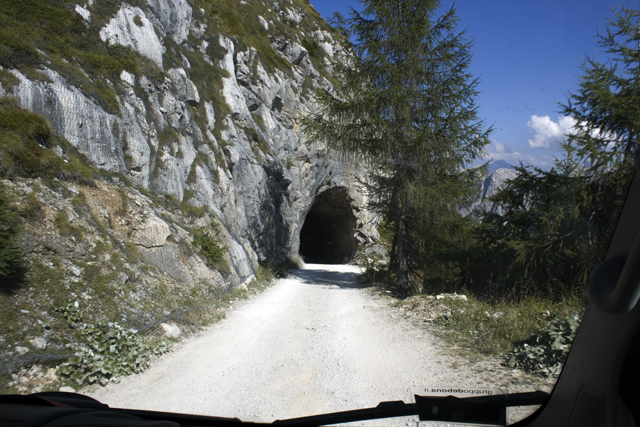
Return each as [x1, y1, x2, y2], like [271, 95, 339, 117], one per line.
[527, 115, 575, 149]
[490, 140, 507, 153]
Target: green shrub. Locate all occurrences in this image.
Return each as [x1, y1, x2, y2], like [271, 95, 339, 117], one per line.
[54, 210, 70, 235]
[19, 191, 44, 220]
[251, 113, 265, 130]
[356, 242, 391, 285]
[301, 37, 322, 58]
[0, 68, 19, 90]
[504, 312, 582, 377]
[115, 188, 129, 216]
[286, 255, 304, 270]
[286, 158, 295, 169]
[55, 302, 82, 326]
[181, 193, 208, 219]
[0, 97, 94, 183]
[258, 258, 299, 279]
[254, 264, 275, 285]
[240, 125, 269, 154]
[58, 316, 168, 386]
[54, 209, 84, 240]
[0, 183, 23, 277]
[192, 222, 229, 273]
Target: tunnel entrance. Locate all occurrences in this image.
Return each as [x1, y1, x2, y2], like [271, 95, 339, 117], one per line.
[299, 187, 358, 264]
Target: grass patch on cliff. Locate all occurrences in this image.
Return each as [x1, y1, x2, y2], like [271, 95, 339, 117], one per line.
[196, 0, 292, 76]
[193, 0, 346, 80]
[0, 97, 95, 184]
[240, 125, 270, 155]
[191, 222, 229, 274]
[0, 0, 162, 115]
[0, 69, 19, 91]
[165, 36, 232, 122]
[181, 190, 209, 219]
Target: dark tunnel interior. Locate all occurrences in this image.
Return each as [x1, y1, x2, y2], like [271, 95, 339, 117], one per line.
[299, 187, 358, 264]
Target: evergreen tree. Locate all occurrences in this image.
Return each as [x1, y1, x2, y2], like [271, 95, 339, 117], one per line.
[560, 5, 639, 170]
[0, 183, 22, 278]
[304, 0, 490, 292]
[470, 5, 638, 299]
[472, 143, 628, 299]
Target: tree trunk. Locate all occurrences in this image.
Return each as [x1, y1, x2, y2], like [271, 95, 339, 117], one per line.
[389, 224, 398, 272]
[395, 198, 409, 292]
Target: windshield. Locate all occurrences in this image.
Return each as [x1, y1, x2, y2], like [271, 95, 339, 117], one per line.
[0, 0, 636, 425]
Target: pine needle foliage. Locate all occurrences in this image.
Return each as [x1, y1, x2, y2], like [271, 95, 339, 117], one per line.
[468, 5, 638, 300]
[303, 0, 490, 293]
[559, 5, 640, 171]
[471, 144, 630, 300]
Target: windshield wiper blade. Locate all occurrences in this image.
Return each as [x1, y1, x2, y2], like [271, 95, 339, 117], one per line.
[274, 400, 417, 426]
[273, 391, 549, 426]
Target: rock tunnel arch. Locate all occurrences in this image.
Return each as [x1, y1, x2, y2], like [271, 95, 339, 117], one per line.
[299, 187, 358, 264]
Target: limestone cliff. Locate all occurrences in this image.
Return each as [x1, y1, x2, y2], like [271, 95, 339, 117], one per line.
[0, 0, 381, 287]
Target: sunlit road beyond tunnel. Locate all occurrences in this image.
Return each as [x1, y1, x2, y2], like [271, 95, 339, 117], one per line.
[299, 188, 358, 264]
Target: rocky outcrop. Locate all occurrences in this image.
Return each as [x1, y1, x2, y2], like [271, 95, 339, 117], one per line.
[11, 69, 127, 173]
[462, 167, 519, 216]
[99, 5, 165, 69]
[0, 0, 378, 288]
[483, 168, 518, 203]
[145, 0, 192, 44]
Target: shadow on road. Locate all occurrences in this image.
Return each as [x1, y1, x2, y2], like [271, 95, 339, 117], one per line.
[289, 266, 367, 289]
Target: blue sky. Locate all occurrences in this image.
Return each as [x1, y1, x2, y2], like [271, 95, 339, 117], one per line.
[309, 0, 626, 168]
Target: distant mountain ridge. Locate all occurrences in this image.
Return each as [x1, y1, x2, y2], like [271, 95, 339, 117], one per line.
[487, 159, 515, 175]
[461, 159, 518, 216]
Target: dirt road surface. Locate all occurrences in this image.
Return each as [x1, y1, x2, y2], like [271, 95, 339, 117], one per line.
[89, 264, 544, 425]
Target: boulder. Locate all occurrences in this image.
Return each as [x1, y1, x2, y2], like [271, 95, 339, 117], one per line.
[131, 216, 171, 248]
[160, 322, 181, 338]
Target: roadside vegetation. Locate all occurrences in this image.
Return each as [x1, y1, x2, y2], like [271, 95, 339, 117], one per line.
[0, 173, 281, 393]
[381, 290, 584, 377]
[53, 268, 276, 389]
[0, 182, 22, 278]
[313, 0, 637, 377]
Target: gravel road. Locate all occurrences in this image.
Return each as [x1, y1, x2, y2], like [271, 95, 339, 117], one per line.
[89, 264, 546, 425]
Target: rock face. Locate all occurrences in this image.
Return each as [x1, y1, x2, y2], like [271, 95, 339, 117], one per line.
[145, 0, 192, 44]
[0, 1, 379, 287]
[99, 5, 165, 69]
[483, 168, 518, 203]
[462, 167, 519, 216]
